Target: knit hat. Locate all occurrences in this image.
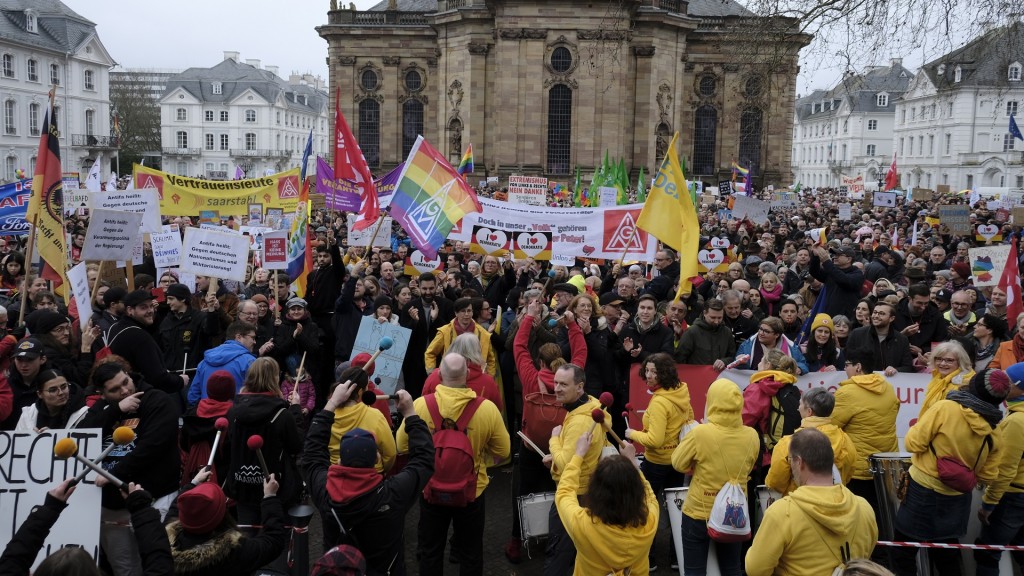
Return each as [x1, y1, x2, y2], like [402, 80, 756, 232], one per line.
[1007, 362, 1024, 391]
[373, 295, 393, 312]
[810, 313, 834, 334]
[250, 294, 269, 305]
[951, 261, 971, 280]
[970, 368, 1011, 406]
[206, 370, 236, 402]
[25, 309, 67, 336]
[350, 352, 376, 376]
[339, 428, 378, 468]
[628, 265, 642, 274]
[311, 545, 367, 576]
[177, 482, 227, 534]
[165, 283, 191, 302]
[103, 287, 128, 306]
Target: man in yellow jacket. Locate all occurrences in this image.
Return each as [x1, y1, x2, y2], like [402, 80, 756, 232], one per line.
[766, 387, 858, 495]
[396, 353, 510, 575]
[746, 428, 878, 576]
[424, 296, 498, 376]
[544, 363, 609, 576]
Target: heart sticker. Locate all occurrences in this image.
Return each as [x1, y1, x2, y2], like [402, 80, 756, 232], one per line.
[698, 249, 725, 269]
[474, 227, 508, 254]
[516, 233, 548, 258]
[977, 224, 999, 241]
[710, 237, 731, 249]
[408, 250, 442, 274]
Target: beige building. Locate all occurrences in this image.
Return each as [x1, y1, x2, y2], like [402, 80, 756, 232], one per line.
[318, 0, 808, 185]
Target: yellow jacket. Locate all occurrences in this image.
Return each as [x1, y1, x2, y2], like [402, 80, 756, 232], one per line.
[671, 379, 759, 521]
[396, 385, 510, 497]
[765, 416, 858, 495]
[556, 455, 658, 575]
[983, 401, 1024, 505]
[906, 398, 1001, 496]
[628, 384, 695, 465]
[549, 396, 609, 495]
[919, 368, 973, 418]
[424, 320, 498, 377]
[831, 374, 899, 480]
[328, 401, 396, 473]
[745, 484, 878, 576]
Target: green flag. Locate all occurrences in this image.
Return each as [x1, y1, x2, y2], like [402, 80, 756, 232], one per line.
[637, 165, 647, 202]
[573, 165, 583, 207]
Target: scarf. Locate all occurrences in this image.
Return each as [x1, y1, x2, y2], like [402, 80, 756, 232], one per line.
[947, 390, 1004, 428]
[197, 398, 233, 419]
[454, 319, 476, 336]
[976, 338, 999, 361]
[759, 284, 784, 316]
[1013, 332, 1024, 363]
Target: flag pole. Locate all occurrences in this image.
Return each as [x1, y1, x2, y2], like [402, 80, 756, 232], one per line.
[617, 227, 639, 267]
[365, 213, 387, 250]
[18, 215, 38, 326]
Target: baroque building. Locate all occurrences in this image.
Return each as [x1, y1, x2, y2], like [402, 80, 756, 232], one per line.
[318, 0, 808, 185]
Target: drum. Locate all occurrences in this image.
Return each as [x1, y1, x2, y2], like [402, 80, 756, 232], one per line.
[754, 485, 782, 530]
[517, 491, 554, 543]
[665, 487, 720, 576]
[869, 452, 911, 541]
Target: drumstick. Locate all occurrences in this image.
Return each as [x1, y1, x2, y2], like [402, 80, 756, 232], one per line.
[589, 409, 605, 436]
[516, 431, 547, 457]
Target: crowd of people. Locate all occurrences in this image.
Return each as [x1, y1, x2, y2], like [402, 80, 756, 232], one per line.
[0, 182, 1023, 576]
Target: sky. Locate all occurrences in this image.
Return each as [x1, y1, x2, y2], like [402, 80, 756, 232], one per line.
[70, 0, 957, 96]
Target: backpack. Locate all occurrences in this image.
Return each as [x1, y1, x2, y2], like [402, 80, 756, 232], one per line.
[764, 384, 801, 453]
[422, 394, 483, 507]
[96, 324, 141, 362]
[227, 407, 287, 502]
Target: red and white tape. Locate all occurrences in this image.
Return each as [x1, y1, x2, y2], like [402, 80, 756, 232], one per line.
[877, 540, 1024, 552]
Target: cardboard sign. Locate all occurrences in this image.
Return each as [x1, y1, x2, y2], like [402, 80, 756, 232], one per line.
[969, 244, 1011, 287]
[89, 189, 161, 234]
[838, 203, 852, 221]
[912, 188, 932, 201]
[731, 195, 771, 225]
[66, 262, 91, 332]
[508, 175, 548, 206]
[346, 214, 393, 247]
[180, 226, 251, 281]
[939, 204, 972, 235]
[81, 209, 144, 262]
[0, 428, 103, 570]
[599, 186, 618, 207]
[350, 315, 412, 394]
[937, 184, 951, 194]
[262, 230, 289, 270]
[1013, 207, 1024, 224]
[150, 231, 184, 269]
[873, 191, 897, 207]
[700, 193, 716, 205]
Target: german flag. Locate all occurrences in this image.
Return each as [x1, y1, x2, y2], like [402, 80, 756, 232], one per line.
[27, 90, 66, 294]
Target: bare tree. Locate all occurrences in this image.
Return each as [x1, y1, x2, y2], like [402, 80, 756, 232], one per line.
[109, 72, 162, 170]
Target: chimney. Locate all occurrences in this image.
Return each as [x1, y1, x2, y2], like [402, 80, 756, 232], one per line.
[245, 59, 261, 69]
[266, 65, 279, 77]
[223, 51, 240, 62]
[289, 73, 302, 83]
[890, 57, 902, 68]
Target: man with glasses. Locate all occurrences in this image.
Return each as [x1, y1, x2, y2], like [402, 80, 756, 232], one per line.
[945, 290, 978, 337]
[845, 301, 915, 375]
[159, 283, 217, 374]
[808, 245, 864, 319]
[187, 320, 258, 405]
[109, 289, 191, 396]
[893, 282, 949, 357]
[0, 338, 48, 430]
[645, 248, 680, 303]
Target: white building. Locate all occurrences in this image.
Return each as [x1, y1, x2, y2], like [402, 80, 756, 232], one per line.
[791, 59, 912, 189]
[893, 23, 1024, 191]
[0, 0, 116, 183]
[159, 52, 329, 179]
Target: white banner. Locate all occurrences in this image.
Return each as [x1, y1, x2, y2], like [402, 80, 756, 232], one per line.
[180, 226, 251, 282]
[81, 209, 144, 262]
[346, 214, 393, 247]
[150, 231, 183, 269]
[66, 262, 91, 332]
[89, 189, 161, 234]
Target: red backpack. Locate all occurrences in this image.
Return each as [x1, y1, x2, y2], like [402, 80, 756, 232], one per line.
[422, 394, 484, 507]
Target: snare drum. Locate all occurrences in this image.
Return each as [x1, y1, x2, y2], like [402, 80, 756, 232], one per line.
[869, 452, 911, 541]
[665, 487, 720, 576]
[517, 492, 555, 541]
[754, 485, 782, 530]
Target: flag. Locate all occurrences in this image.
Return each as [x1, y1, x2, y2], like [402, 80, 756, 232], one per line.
[112, 108, 121, 141]
[636, 132, 699, 299]
[744, 167, 753, 197]
[969, 185, 981, 207]
[795, 286, 828, 346]
[85, 157, 101, 192]
[891, 226, 899, 249]
[286, 184, 312, 298]
[636, 165, 647, 203]
[106, 172, 117, 191]
[300, 129, 313, 182]
[731, 161, 748, 181]
[884, 152, 899, 191]
[572, 165, 583, 207]
[27, 94, 66, 292]
[911, 221, 918, 247]
[1000, 236, 1023, 329]
[234, 166, 244, 180]
[1011, 114, 1024, 141]
[335, 88, 379, 230]
[806, 227, 828, 246]
[457, 144, 474, 177]
[390, 135, 482, 259]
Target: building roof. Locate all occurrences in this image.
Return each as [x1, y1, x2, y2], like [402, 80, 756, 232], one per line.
[163, 58, 327, 112]
[921, 22, 1024, 89]
[0, 0, 96, 54]
[796, 61, 912, 121]
[366, 0, 753, 17]
[367, 0, 437, 10]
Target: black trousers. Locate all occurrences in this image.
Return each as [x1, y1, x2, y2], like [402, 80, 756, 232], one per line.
[417, 492, 486, 576]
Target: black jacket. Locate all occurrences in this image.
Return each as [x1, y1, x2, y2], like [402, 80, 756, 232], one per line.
[36, 337, 94, 391]
[893, 299, 950, 354]
[307, 244, 345, 317]
[478, 264, 517, 310]
[333, 274, 372, 360]
[845, 325, 916, 374]
[159, 306, 217, 372]
[645, 260, 681, 303]
[225, 393, 303, 506]
[0, 363, 48, 430]
[557, 319, 619, 398]
[723, 313, 759, 346]
[616, 318, 674, 367]
[808, 254, 865, 319]
[674, 317, 737, 365]
[108, 316, 185, 395]
[272, 313, 322, 370]
[304, 410, 433, 576]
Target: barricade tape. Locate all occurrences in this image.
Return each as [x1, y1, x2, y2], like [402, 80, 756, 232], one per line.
[877, 540, 1024, 551]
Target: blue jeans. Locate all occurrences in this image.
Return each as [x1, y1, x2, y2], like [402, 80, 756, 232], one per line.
[680, 513, 743, 576]
[975, 491, 1024, 576]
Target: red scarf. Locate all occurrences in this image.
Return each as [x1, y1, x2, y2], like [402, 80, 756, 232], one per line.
[196, 398, 233, 419]
[454, 319, 476, 336]
[1013, 332, 1024, 363]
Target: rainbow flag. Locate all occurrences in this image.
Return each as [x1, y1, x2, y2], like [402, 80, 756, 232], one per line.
[457, 143, 474, 177]
[731, 161, 749, 177]
[286, 183, 312, 297]
[391, 136, 482, 259]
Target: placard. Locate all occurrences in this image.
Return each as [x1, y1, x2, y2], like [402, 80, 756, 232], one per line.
[769, 192, 798, 211]
[730, 195, 771, 225]
[404, 250, 443, 277]
[1013, 207, 1024, 224]
[0, 428, 103, 570]
[507, 175, 548, 205]
[717, 181, 732, 195]
[939, 204, 972, 235]
[89, 189, 161, 234]
[873, 191, 897, 207]
[150, 231, 184, 269]
[81, 209, 144, 262]
[66, 261, 91, 332]
[180, 226, 251, 281]
[912, 188, 932, 201]
[346, 214, 393, 247]
[262, 230, 289, 270]
[349, 315, 412, 394]
[837, 203, 852, 220]
[936, 184, 951, 194]
[599, 186, 618, 207]
[968, 244, 1011, 287]
[700, 194, 716, 205]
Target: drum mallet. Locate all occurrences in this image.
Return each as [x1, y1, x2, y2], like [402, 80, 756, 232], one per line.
[362, 390, 399, 405]
[516, 431, 548, 457]
[68, 426, 135, 485]
[54, 437, 126, 489]
[247, 435, 271, 480]
[592, 410, 625, 446]
[205, 418, 229, 471]
[360, 337, 394, 374]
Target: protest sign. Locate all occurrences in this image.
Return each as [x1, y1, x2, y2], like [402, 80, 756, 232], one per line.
[66, 262, 91, 331]
[64, 189, 90, 217]
[936, 184, 951, 194]
[180, 226, 251, 282]
[717, 181, 732, 195]
[134, 164, 302, 216]
[873, 191, 897, 207]
[262, 230, 289, 270]
[346, 214, 393, 247]
[769, 193, 798, 211]
[0, 179, 30, 235]
[471, 225, 511, 256]
[912, 188, 932, 201]
[599, 187, 618, 207]
[0, 428, 103, 570]
[248, 203, 263, 223]
[508, 175, 547, 205]
[1013, 207, 1024, 224]
[968, 244, 1011, 287]
[89, 189, 161, 234]
[939, 204, 971, 234]
[841, 174, 864, 195]
[81, 209, 144, 262]
[404, 250, 443, 276]
[350, 316, 411, 394]
[700, 193, 716, 206]
[730, 195, 771, 224]
[151, 231, 184, 269]
[837, 203, 852, 221]
[512, 231, 552, 260]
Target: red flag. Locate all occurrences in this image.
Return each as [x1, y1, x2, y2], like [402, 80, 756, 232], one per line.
[884, 152, 899, 191]
[334, 88, 379, 231]
[1000, 236, 1023, 326]
[28, 93, 66, 292]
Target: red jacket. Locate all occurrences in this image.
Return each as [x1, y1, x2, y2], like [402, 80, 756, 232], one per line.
[514, 313, 587, 398]
[422, 361, 503, 411]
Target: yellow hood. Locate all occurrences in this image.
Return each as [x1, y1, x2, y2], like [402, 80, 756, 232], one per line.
[658, 385, 693, 415]
[706, 378, 744, 427]
[433, 384, 479, 414]
[749, 369, 797, 385]
[841, 373, 891, 395]
[788, 484, 867, 535]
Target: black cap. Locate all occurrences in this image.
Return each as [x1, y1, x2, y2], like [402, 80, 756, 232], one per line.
[14, 338, 44, 359]
[829, 246, 857, 258]
[103, 287, 128, 306]
[124, 289, 155, 308]
[935, 288, 952, 303]
[599, 293, 624, 306]
[552, 282, 578, 296]
[165, 283, 191, 301]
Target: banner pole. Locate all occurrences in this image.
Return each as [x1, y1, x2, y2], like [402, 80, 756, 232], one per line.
[366, 215, 386, 250]
[19, 214, 38, 326]
[617, 227, 639, 268]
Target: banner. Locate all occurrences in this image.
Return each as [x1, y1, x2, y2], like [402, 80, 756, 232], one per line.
[969, 244, 1011, 287]
[0, 179, 31, 235]
[180, 226, 251, 281]
[508, 175, 548, 205]
[315, 156, 360, 212]
[841, 174, 865, 195]
[133, 164, 301, 216]
[0, 428, 103, 570]
[450, 197, 656, 261]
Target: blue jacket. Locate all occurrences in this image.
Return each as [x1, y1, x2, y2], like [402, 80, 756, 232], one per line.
[188, 340, 256, 405]
[736, 334, 810, 375]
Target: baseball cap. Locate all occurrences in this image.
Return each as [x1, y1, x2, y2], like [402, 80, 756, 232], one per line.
[934, 288, 952, 302]
[103, 287, 128, 306]
[829, 246, 857, 258]
[599, 293, 624, 306]
[124, 289, 156, 308]
[339, 428, 378, 468]
[13, 338, 43, 359]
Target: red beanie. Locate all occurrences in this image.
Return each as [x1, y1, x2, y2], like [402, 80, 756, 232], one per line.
[351, 352, 376, 376]
[177, 482, 226, 534]
[206, 370, 236, 402]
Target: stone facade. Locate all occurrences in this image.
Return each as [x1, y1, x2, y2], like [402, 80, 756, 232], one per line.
[318, 0, 808, 185]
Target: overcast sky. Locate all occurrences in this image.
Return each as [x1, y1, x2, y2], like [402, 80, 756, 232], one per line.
[71, 0, 948, 97]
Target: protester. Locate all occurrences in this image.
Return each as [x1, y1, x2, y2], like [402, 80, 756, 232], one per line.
[13, 368, 87, 431]
[108, 289, 190, 395]
[424, 297, 498, 377]
[919, 340, 975, 418]
[988, 312, 1024, 369]
[325, 366, 396, 472]
[674, 298, 736, 369]
[188, 321, 258, 404]
[736, 316, 809, 374]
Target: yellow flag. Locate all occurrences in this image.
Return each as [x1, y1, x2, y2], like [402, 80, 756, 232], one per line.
[636, 132, 699, 299]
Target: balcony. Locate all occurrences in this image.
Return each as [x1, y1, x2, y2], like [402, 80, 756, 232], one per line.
[827, 160, 848, 172]
[328, 10, 430, 26]
[71, 134, 119, 149]
[229, 148, 287, 158]
[959, 151, 1024, 165]
[162, 147, 201, 156]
